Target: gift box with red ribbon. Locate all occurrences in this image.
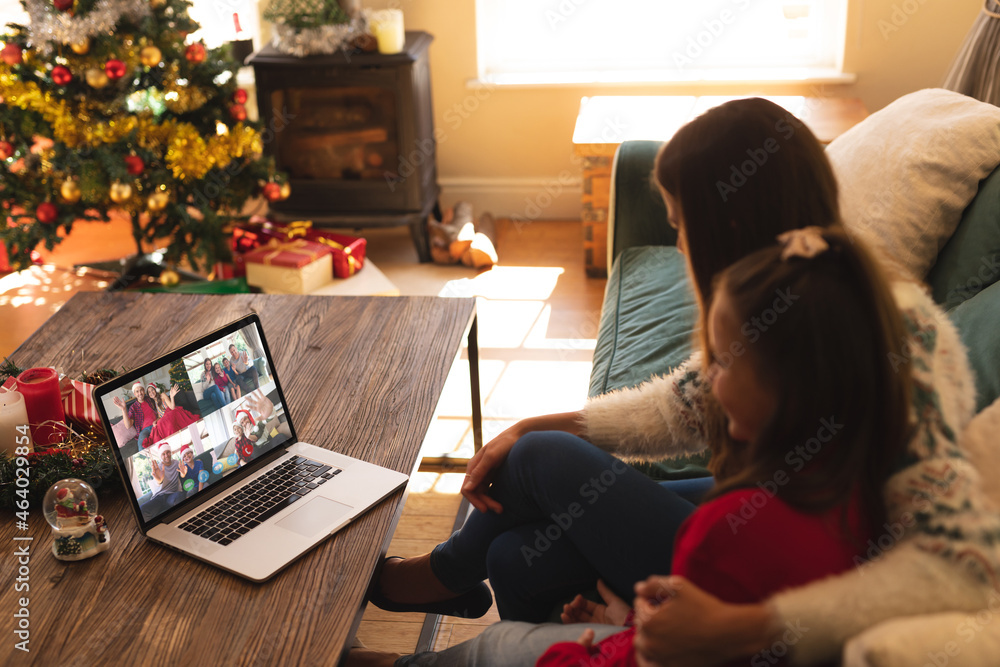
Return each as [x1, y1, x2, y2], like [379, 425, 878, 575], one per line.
[232, 218, 366, 280]
[244, 238, 334, 294]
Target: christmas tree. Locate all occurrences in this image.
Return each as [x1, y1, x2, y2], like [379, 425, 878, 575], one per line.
[0, 0, 288, 273]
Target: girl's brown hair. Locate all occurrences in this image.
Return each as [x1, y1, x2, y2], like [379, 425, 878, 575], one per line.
[707, 228, 912, 530]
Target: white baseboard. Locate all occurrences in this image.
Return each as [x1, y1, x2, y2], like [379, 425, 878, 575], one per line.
[438, 176, 583, 221]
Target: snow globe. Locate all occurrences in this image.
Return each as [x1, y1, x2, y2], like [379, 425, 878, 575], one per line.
[42, 479, 111, 561]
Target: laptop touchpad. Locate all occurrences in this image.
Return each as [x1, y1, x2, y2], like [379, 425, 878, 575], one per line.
[277, 497, 353, 537]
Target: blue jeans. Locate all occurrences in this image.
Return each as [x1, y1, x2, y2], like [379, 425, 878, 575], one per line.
[429, 431, 698, 622]
[203, 386, 225, 410]
[136, 425, 153, 449]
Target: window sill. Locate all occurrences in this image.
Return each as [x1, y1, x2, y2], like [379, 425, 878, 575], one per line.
[468, 68, 856, 89]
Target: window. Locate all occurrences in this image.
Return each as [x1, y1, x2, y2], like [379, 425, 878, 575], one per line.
[476, 0, 848, 85]
[187, 0, 261, 49]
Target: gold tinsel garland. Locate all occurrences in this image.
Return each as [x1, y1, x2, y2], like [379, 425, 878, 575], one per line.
[0, 73, 263, 182]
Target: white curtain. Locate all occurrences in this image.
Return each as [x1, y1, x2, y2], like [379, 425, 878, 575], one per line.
[944, 1, 1000, 105]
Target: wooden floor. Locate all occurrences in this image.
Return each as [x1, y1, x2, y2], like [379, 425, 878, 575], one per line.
[0, 218, 607, 655]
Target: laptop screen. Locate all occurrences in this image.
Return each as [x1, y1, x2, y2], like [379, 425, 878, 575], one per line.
[95, 314, 295, 527]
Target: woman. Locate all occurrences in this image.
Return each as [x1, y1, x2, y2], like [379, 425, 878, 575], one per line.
[212, 361, 236, 405]
[364, 98, 999, 666]
[147, 383, 200, 444]
[199, 358, 226, 411]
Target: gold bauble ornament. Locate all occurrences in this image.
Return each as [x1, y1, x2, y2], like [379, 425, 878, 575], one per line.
[85, 68, 109, 89]
[147, 191, 169, 212]
[159, 269, 180, 287]
[69, 38, 91, 55]
[150, 0, 166, 8]
[139, 46, 162, 67]
[279, 182, 291, 200]
[109, 181, 132, 203]
[60, 180, 81, 203]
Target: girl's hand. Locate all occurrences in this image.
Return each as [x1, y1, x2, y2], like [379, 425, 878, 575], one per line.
[575, 628, 596, 649]
[631, 576, 776, 667]
[561, 580, 631, 626]
[170, 384, 180, 398]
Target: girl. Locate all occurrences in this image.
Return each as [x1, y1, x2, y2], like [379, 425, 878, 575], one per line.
[223, 357, 243, 400]
[147, 383, 200, 444]
[211, 361, 236, 404]
[366, 97, 998, 666]
[199, 358, 226, 410]
[537, 227, 909, 667]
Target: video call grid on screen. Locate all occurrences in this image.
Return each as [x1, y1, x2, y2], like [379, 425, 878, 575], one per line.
[98, 321, 292, 523]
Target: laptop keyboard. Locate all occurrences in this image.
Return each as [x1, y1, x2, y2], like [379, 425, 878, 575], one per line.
[178, 456, 342, 546]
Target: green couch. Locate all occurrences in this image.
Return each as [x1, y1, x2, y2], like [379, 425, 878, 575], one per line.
[589, 139, 1000, 479]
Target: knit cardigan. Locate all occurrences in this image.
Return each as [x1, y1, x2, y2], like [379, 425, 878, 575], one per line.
[580, 281, 1000, 664]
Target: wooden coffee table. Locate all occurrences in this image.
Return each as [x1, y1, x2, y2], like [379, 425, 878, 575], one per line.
[0, 292, 481, 666]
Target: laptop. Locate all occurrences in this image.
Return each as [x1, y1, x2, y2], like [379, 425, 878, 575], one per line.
[95, 313, 409, 581]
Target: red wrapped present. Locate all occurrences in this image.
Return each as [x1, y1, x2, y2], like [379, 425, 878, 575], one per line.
[233, 219, 366, 280]
[244, 238, 333, 294]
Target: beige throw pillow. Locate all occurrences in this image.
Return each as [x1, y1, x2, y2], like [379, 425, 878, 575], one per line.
[826, 89, 1000, 279]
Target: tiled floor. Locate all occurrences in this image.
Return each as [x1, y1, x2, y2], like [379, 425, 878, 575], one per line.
[0, 217, 608, 654]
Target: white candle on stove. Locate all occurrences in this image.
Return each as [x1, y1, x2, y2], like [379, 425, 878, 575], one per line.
[0, 390, 32, 456]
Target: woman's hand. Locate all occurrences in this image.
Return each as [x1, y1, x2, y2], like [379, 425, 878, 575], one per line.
[461, 411, 584, 514]
[460, 423, 524, 513]
[631, 576, 777, 667]
[561, 579, 631, 626]
[170, 384, 180, 398]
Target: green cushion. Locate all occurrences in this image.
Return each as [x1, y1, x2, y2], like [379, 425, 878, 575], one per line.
[948, 280, 1000, 413]
[589, 246, 709, 480]
[927, 165, 1000, 311]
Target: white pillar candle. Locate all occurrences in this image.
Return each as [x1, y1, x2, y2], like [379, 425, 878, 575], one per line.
[0, 390, 32, 456]
[369, 9, 405, 55]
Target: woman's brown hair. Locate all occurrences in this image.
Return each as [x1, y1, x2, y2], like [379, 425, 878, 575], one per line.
[654, 97, 841, 320]
[706, 228, 912, 531]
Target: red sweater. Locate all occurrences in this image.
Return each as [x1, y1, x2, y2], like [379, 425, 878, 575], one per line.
[536, 488, 867, 667]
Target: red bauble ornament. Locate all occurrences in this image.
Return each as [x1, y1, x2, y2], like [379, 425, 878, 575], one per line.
[105, 59, 126, 80]
[262, 183, 282, 202]
[232, 89, 248, 105]
[53, 0, 73, 10]
[1, 44, 22, 66]
[36, 202, 58, 224]
[0, 141, 13, 160]
[229, 104, 247, 122]
[124, 155, 144, 175]
[52, 65, 72, 86]
[185, 43, 206, 64]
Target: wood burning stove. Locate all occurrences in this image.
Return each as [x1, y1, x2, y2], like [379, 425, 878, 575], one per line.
[249, 32, 439, 261]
